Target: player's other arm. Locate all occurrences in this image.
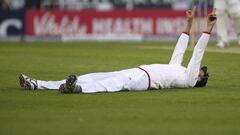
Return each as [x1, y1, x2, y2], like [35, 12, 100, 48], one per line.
[187, 9, 217, 87]
[169, 7, 196, 65]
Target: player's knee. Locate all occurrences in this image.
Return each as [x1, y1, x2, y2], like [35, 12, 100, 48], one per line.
[228, 4, 240, 18]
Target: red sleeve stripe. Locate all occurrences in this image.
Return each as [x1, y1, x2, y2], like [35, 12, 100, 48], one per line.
[183, 32, 190, 36]
[203, 32, 211, 35]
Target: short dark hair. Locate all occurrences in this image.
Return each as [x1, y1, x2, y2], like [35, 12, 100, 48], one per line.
[194, 66, 209, 87]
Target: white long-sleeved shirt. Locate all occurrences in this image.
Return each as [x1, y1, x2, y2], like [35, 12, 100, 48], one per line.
[139, 32, 210, 89]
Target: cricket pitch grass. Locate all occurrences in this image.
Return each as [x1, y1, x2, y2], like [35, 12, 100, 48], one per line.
[0, 41, 240, 135]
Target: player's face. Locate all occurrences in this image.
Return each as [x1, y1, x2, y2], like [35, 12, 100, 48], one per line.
[198, 69, 205, 81]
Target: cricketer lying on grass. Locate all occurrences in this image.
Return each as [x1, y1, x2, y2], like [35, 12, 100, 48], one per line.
[19, 7, 217, 94]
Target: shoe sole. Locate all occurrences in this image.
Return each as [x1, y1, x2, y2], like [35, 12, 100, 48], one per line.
[25, 81, 32, 90]
[19, 74, 37, 90]
[19, 74, 26, 88]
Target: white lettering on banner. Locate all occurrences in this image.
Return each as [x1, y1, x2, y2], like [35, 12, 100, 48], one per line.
[112, 18, 131, 33]
[92, 18, 112, 33]
[142, 18, 153, 34]
[156, 18, 185, 34]
[34, 13, 87, 35]
[132, 18, 153, 34]
[156, 17, 219, 35]
[92, 18, 153, 34]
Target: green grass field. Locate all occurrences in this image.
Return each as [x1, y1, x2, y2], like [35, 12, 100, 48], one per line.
[0, 41, 240, 135]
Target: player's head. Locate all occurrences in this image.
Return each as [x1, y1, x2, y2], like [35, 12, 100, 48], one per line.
[195, 66, 209, 87]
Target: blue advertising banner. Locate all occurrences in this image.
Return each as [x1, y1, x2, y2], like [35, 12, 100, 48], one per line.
[0, 10, 24, 38]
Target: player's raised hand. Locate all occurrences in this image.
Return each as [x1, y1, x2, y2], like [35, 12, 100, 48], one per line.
[205, 8, 217, 33]
[184, 7, 196, 34]
[186, 6, 196, 23]
[207, 8, 217, 25]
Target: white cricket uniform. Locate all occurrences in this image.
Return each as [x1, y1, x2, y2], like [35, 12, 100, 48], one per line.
[214, 0, 240, 43]
[37, 33, 210, 93]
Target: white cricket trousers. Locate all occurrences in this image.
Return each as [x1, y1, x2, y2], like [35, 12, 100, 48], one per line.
[37, 68, 149, 93]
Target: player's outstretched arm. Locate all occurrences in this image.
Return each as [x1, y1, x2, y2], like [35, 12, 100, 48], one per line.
[186, 9, 217, 87]
[169, 7, 196, 65]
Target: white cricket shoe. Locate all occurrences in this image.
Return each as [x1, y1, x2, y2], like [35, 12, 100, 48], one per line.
[216, 41, 229, 49]
[19, 74, 38, 90]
